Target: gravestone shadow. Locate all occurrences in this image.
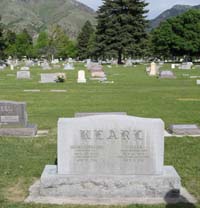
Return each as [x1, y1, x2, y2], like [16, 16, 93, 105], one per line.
[165, 189, 196, 208]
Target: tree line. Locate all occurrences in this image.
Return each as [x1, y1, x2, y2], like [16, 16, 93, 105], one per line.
[0, 1, 200, 63]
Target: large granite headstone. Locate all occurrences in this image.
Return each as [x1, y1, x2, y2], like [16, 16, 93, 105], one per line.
[27, 115, 185, 204]
[0, 101, 37, 137]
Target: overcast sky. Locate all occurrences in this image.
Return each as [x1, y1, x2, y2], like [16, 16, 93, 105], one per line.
[78, 0, 200, 19]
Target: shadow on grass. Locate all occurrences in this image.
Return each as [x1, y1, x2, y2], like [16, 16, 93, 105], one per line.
[165, 189, 196, 208]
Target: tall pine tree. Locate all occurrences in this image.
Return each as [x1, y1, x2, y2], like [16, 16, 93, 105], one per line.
[77, 20, 94, 60]
[0, 16, 5, 59]
[96, 0, 148, 64]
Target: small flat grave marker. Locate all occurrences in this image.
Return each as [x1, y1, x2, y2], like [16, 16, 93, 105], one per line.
[40, 73, 61, 83]
[169, 124, 200, 135]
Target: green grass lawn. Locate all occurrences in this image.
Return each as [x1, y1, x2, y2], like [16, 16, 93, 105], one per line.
[0, 63, 200, 208]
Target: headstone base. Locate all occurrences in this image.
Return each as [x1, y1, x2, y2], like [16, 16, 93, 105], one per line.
[35, 165, 180, 197]
[77, 79, 86, 83]
[25, 165, 196, 205]
[0, 124, 37, 137]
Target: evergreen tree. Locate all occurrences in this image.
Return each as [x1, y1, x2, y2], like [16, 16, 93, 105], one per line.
[0, 16, 5, 59]
[96, 0, 148, 64]
[77, 20, 94, 60]
[4, 30, 17, 57]
[14, 29, 33, 58]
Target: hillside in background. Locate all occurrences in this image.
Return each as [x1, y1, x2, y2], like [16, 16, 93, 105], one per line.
[0, 0, 96, 38]
[1, 1, 200, 37]
[149, 4, 200, 31]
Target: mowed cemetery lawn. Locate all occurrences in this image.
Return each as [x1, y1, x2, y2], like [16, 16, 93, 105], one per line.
[0, 63, 200, 208]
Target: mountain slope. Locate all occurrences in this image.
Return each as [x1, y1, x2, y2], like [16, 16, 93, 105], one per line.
[149, 4, 200, 31]
[0, 0, 96, 38]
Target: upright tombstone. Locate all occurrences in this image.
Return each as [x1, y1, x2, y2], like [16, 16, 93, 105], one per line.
[64, 63, 74, 70]
[179, 62, 192, 70]
[41, 61, 51, 70]
[77, 70, 86, 83]
[197, 80, 200, 85]
[159, 70, 176, 79]
[26, 115, 187, 204]
[171, 64, 175, 69]
[89, 64, 107, 80]
[124, 59, 133, 67]
[0, 101, 37, 137]
[85, 59, 91, 68]
[26, 60, 34, 67]
[17, 71, 31, 79]
[0, 65, 6, 70]
[10, 65, 14, 71]
[149, 62, 158, 76]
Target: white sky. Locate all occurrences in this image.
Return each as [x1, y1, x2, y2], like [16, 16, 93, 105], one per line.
[78, 0, 200, 19]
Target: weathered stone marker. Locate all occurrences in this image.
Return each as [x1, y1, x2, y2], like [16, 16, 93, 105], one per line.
[0, 101, 37, 137]
[25, 115, 191, 205]
[0, 101, 27, 126]
[17, 71, 31, 79]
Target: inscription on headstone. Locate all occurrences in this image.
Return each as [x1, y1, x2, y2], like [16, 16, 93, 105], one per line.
[58, 115, 164, 175]
[0, 101, 37, 137]
[0, 101, 27, 126]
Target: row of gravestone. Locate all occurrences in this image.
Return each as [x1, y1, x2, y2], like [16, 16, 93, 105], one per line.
[0, 100, 197, 204]
[1, 100, 200, 138]
[15, 71, 84, 83]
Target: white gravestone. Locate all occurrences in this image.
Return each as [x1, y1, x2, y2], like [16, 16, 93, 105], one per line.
[197, 80, 200, 85]
[149, 62, 158, 76]
[10, 65, 14, 70]
[171, 64, 175, 69]
[77, 70, 86, 83]
[30, 115, 183, 203]
[17, 71, 31, 79]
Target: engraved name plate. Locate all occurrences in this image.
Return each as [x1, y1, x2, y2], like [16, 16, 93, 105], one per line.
[1, 116, 19, 123]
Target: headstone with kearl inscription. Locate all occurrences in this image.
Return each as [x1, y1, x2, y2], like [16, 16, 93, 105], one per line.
[0, 101, 37, 137]
[25, 115, 194, 205]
